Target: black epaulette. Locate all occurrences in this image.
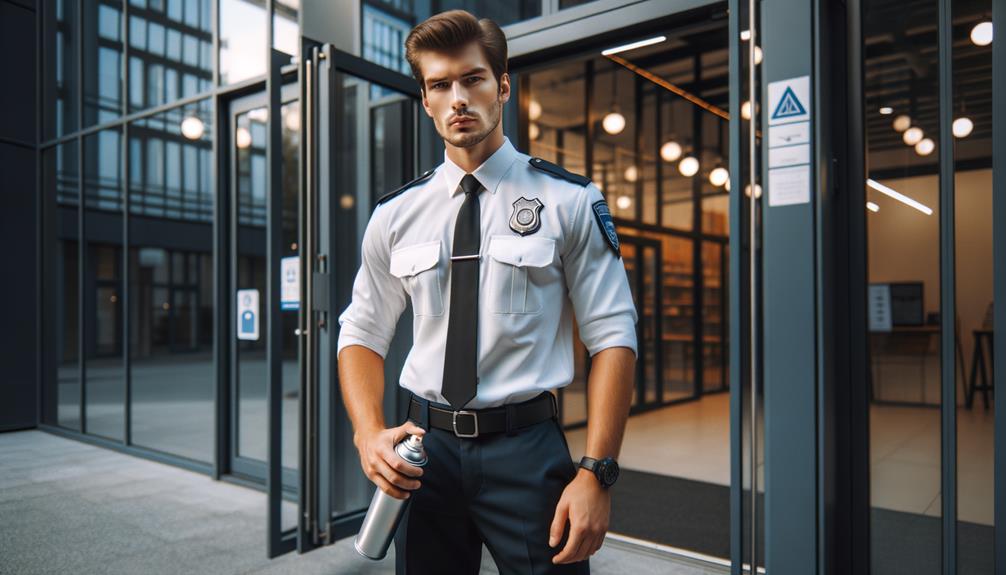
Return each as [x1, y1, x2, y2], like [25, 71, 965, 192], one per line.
[528, 157, 591, 187]
[375, 168, 436, 206]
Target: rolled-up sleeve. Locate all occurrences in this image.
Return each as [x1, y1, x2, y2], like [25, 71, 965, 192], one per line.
[562, 184, 638, 358]
[337, 206, 407, 358]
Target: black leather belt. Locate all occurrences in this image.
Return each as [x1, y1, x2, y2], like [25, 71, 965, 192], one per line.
[408, 392, 557, 438]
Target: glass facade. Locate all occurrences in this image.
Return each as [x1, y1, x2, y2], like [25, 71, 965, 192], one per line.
[128, 98, 215, 462]
[44, 0, 218, 463]
[863, 0, 995, 571]
[127, 0, 213, 112]
[518, 19, 731, 558]
[522, 26, 730, 425]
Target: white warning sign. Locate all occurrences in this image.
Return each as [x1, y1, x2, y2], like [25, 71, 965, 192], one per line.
[767, 76, 810, 126]
[767, 75, 812, 207]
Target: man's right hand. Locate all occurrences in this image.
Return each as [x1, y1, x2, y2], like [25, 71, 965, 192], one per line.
[353, 421, 427, 500]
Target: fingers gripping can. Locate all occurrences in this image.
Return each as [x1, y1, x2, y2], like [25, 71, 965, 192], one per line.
[354, 434, 428, 560]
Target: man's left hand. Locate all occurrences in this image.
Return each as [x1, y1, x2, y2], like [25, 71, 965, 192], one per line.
[548, 468, 611, 564]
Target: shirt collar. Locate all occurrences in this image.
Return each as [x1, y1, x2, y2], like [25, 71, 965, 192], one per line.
[442, 137, 519, 198]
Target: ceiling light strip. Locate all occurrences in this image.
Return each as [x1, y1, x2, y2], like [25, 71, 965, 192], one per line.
[601, 36, 667, 56]
[866, 178, 934, 215]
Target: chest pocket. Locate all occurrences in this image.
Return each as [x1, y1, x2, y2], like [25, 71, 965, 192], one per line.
[486, 235, 556, 315]
[390, 240, 443, 317]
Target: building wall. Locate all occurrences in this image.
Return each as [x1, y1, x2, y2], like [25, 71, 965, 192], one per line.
[0, 0, 39, 431]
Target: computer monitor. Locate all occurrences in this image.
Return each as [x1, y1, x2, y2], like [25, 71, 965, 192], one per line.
[889, 282, 924, 326]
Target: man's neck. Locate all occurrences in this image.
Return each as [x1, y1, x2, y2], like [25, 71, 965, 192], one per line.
[444, 123, 505, 173]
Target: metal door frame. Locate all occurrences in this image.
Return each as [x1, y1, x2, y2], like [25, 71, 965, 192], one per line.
[267, 39, 422, 558]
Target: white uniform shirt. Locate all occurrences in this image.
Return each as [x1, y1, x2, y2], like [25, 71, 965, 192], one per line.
[337, 138, 637, 408]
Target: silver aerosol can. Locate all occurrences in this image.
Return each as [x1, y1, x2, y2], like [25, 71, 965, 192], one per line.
[354, 434, 428, 560]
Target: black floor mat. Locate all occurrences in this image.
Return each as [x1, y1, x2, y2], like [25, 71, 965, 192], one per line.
[609, 468, 733, 559]
[609, 468, 993, 572]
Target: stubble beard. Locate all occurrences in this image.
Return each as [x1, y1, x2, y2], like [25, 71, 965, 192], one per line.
[440, 97, 502, 149]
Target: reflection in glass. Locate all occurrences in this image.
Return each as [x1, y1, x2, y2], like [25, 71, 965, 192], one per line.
[84, 129, 126, 440]
[592, 62, 637, 220]
[361, 1, 541, 73]
[527, 60, 587, 177]
[219, 0, 266, 85]
[83, 0, 124, 127]
[703, 242, 726, 392]
[128, 99, 214, 462]
[43, 0, 80, 138]
[864, 0, 943, 570]
[953, 0, 995, 571]
[46, 141, 81, 429]
[235, 106, 268, 463]
[273, 0, 300, 59]
[663, 236, 694, 400]
[280, 101, 301, 471]
[129, 0, 212, 113]
[332, 73, 417, 516]
[230, 97, 298, 480]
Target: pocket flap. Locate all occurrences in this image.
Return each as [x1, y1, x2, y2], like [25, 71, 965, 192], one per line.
[488, 236, 555, 268]
[389, 241, 441, 278]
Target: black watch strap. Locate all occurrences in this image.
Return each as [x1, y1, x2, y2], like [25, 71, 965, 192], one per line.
[579, 456, 618, 488]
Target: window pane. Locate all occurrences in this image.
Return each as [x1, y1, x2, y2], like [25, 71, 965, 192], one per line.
[273, 0, 299, 59]
[361, 1, 541, 73]
[128, 98, 214, 462]
[527, 60, 587, 178]
[219, 0, 266, 85]
[45, 141, 81, 429]
[953, 1, 994, 572]
[128, 0, 212, 113]
[864, 0, 943, 570]
[43, 0, 80, 138]
[83, 128, 126, 440]
[83, 0, 124, 127]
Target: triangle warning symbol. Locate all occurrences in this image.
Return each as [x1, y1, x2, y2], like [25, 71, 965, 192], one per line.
[772, 86, 806, 120]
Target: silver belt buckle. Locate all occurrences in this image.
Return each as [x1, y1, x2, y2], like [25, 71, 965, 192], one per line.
[452, 410, 479, 438]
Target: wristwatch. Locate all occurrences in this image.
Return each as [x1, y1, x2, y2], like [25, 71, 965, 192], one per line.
[578, 456, 619, 488]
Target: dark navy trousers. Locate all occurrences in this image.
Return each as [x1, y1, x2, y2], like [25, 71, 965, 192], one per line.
[394, 393, 590, 575]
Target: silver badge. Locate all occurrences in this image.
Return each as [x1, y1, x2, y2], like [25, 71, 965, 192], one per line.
[509, 197, 544, 236]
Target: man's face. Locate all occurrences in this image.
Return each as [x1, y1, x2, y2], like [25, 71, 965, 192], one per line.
[418, 42, 510, 148]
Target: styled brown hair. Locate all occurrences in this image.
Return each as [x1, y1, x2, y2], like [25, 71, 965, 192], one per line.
[404, 10, 508, 94]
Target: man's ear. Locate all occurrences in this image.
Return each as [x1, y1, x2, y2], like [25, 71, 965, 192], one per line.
[421, 89, 434, 119]
[498, 72, 511, 104]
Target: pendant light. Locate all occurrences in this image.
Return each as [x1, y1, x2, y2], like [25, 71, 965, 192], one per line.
[678, 155, 700, 178]
[661, 140, 682, 162]
[971, 21, 993, 46]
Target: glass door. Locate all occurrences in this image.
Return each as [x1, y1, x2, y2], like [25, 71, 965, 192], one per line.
[289, 43, 432, 557]
[227, 84, 301, 490]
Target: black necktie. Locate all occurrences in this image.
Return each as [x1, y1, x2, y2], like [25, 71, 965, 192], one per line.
[442, 174, 483, 409]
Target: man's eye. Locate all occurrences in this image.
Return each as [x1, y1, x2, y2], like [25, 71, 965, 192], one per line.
[431, 82, 448, 90]
[466, 76, 482, 84]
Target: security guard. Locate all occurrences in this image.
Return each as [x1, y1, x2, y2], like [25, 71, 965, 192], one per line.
[337, 10, 637, 575]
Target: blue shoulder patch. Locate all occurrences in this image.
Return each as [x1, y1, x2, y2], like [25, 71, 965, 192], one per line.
[528, 157, 591, 187]
[591, 199, 621, 258]
[375, 168, 436, 207]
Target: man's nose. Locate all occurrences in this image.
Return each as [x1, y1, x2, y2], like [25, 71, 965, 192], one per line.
[451, 81, 469, 109]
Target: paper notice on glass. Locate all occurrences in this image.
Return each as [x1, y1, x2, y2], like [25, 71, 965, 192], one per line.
[868, 284, 893, 332]
[767, 165, 810, 207]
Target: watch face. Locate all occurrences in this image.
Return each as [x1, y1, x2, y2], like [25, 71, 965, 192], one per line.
[598, 458, 619, 487]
